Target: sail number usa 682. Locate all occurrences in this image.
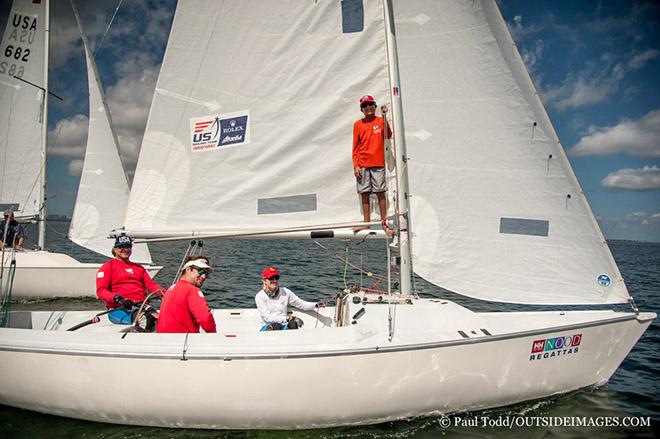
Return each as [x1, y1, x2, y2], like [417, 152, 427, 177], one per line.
[0, 11, 38, 78]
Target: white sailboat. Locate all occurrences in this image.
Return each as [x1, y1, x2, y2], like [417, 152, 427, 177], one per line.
[0, 0, 160, 299]
[0, 0, 654, 430]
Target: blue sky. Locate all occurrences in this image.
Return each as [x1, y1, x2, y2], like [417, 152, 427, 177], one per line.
[2, 0, 658, 241]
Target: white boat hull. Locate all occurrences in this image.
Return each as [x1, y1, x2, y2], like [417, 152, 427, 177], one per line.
[1, 250, 162, 298]
[0, 299, 653, 429]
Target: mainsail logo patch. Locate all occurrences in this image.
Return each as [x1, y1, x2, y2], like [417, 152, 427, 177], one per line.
[190, 110, 250, 152]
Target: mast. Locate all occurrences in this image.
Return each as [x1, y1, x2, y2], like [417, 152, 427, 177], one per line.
[37, 0, 50, 249]
[382, 0, 413, 295]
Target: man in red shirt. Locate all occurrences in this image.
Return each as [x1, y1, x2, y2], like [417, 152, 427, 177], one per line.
[96, 233, 163, 327]
[156, 256, 217, 333]
[352, 95, 394, 235]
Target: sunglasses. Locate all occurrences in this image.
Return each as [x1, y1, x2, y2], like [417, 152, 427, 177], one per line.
[266, 275, 280, 281]
[116, 244, 132, 249]
[197, 268, 210, 277]
[361, 102, 376, 108]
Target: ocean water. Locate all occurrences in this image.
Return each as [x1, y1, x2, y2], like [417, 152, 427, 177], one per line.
[1, 224, 658, 438]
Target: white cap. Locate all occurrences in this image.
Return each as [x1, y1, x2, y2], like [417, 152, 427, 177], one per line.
[183, 259, 213, 272]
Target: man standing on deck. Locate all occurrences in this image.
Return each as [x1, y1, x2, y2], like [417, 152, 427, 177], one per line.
[157, 256, 216, 333]
[351, 95, 394, 235]
[96, 233, 163, 327]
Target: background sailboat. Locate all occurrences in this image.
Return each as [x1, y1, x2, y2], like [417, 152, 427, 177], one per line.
[0, 0, 159, 299]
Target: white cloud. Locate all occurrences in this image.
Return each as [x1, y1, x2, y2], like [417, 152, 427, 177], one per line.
[569, 110, 660, 157]
[628, 49, 660, 70]
[601, 166, 660, 190]
[507, 15, 545, 75]
[542, 58, 623, 111]
[521, 39, 545, 73]
[623, 211, 660, 225]
[543, 46, 657, 110]
[67, 159, 84, 176]
[508, 14, 543, 40]
[48, 114, 88, 159]
[104, 54, 161, 176]
[598, 210, 660, 241]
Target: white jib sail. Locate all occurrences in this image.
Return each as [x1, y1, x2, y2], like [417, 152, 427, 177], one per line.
[0, 0, 46, 218]
[68, 21, 152, 263]
[396, 0, 629, 305]
[125, 0, 392, 238]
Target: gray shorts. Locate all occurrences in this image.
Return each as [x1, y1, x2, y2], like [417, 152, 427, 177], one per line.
[356, 167, 387, 194]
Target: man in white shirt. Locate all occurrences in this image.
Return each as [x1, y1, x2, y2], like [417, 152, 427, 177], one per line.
[255, 266, 321, 331]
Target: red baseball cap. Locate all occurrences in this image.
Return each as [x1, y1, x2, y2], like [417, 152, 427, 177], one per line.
[262, 266, 280, 278]
[359, 95, 376, 106]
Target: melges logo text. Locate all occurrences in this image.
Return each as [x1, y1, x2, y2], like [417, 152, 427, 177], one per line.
[529, 333, 581, 361]
[190, 110, 250, 152]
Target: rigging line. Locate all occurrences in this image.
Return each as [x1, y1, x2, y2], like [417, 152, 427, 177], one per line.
[311, 239, 376, 278]
[342, 240, 349, 290]
[45, 219, 68, 237]
[93, 0, 125, 58]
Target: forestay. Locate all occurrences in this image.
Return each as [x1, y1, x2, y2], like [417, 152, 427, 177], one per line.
[125, 0, 392, 237]
[68, 21, 152, 263]
[0, 0, 46, 218]
[396, 0, 628, 305]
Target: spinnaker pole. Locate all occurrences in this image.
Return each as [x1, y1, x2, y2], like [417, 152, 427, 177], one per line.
[382, 0, 413, 296]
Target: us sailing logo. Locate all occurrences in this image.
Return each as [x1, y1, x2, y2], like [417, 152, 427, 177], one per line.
[190, 110, 250, 152]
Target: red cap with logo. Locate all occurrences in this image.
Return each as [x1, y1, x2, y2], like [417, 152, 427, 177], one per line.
[359, 95, 376, 106]
[261, 266, 280, 279]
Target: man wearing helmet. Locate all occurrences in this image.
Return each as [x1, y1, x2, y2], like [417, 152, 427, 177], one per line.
[351, 95, 394, 235]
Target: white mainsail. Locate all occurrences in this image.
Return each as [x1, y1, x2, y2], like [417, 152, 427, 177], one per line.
[396, 0, 628, 305]
[125, 0, 392, 237]
[68, 10, 152, 263]
[0, 0, 46, 219]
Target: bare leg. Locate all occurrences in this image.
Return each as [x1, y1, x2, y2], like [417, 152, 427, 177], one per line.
[376, 192, 395, 236]
[353, 193, 371, 232]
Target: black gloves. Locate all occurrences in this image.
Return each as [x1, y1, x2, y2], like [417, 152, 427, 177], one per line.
[113, 294, 134, 309]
